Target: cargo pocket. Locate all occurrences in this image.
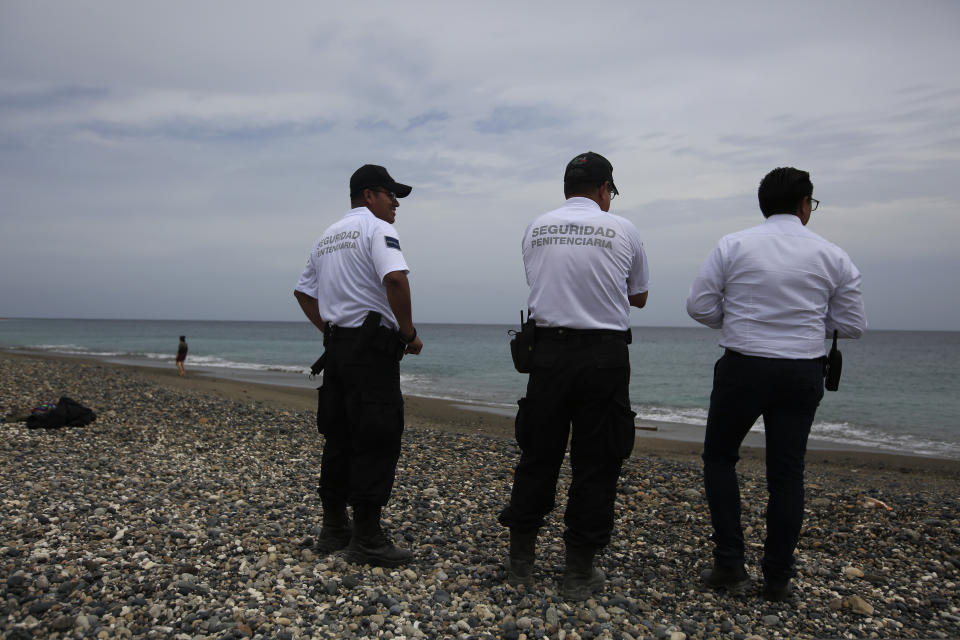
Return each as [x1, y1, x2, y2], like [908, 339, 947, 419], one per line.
[316, 384, 332, 435]
[348, 389, 405, 449]
[514, 397, 528, 448]
[606, 400, 637, 459]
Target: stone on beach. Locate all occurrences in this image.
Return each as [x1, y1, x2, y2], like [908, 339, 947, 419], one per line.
[844, 594, 876, 615]
[842, 565, 865, 578]
[1, 353, 959, 640]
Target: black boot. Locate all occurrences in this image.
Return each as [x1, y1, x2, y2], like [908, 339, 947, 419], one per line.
[700, 563, 750, 594]
[347, 504, 412, 568]
[763, 578, 794, 601]
[316, 498, 352, 553]
[505, 528, 537, 587]
[562, 544, 604, 601]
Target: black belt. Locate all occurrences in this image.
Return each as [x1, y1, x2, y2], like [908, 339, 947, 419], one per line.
[325, 324, 364, 340]
[725, 348, 824, 362]
[323, 314, 403, 360]
[536, 326, 632, 344]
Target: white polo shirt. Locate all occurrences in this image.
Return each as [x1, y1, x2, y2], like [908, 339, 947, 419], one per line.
[686, 214, 866, 358]
[523, 197, 649, 331]
[296, 207, 409, 330]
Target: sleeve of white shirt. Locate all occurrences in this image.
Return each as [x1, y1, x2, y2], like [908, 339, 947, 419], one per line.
[825, 257, 866, 339]
[294, 250, 318, 297]
[686, 244, 725, 329]
[521, 222, 535, 286]
[370, 222, 410, 282]
[625, 225, 649, 295]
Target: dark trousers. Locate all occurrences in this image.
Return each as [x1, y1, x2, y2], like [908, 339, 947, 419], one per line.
[498, 333, 636, 549]
[702, 351, 825, 583]
[316, 336, 404, 507]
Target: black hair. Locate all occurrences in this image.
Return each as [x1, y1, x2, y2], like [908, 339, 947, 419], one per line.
[758, 167, 813, 217]
[179, 336, 186, 341]
[350, 187, 378, 208]
[564, 179, 607, 199]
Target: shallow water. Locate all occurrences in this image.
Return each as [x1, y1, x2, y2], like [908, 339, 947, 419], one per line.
[1, 318, 957, 459]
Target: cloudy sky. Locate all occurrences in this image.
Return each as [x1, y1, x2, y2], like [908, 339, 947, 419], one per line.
[2, 1, 958, 330]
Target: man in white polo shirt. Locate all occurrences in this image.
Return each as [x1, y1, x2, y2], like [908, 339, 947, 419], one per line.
[498, 152, 650, 600]
[687, 167, 866, 601]
[294, 164, 423, 568]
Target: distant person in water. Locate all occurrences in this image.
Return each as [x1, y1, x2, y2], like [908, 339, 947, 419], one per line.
[175, 336, 188, 376]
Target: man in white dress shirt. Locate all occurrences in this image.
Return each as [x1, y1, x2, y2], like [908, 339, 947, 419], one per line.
[686, 167, 866, 601]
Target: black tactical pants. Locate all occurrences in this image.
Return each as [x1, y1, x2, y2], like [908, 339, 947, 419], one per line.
[702, 350, 825, 583]
[316, 334, 404, 507]
[499, 331, 636, 549]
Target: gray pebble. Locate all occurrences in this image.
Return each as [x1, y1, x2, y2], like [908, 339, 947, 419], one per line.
[0, 353, 957, 640]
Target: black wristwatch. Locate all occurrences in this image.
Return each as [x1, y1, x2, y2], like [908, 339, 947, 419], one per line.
[399, 327, 417, 345]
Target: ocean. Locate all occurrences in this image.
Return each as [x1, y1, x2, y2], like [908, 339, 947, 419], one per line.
[1, 318, 957, 460]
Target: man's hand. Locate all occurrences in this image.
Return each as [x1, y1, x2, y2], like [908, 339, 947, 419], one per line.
[384, 270, 423, 355]
[404, 336, 423, 355]
[628, 291, 648, 309]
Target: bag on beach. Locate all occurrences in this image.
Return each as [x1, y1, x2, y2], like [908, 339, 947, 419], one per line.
[25, 396, 96, 429]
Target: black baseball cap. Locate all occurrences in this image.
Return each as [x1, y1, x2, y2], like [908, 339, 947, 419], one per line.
[563, 151, 618, 196]
[350, 164, 412, 198]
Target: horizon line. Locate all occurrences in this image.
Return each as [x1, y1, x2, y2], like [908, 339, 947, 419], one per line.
[0, 317, 956, 333]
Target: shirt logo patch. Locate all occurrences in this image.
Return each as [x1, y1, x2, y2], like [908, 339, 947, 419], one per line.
[385, 236, 401, 250]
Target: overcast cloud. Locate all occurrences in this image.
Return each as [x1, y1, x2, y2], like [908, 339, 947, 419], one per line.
[2, 1, 959, 329]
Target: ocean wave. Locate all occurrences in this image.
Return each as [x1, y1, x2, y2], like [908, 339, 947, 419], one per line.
[400, 388, 518, 408]
[142, 352, 176, 360]
[685, 414, 959, 460]
[399, 375, 519, 406]
[24, 344, 132, 358]
[807, 420, 960, 459]
[636, 405, 708, 425]
[184, 355, 307, 374]
[402, 389, 519, 409]
[17, 344, 309, 375]
[633, 404, 958, 459]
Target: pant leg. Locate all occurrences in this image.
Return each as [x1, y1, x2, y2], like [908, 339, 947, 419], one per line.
[702, 354, 764, 568]
[341, 346, 404, 506]
[761, 359, 824, 582]
[498, 340, 572, 532]
[317, 346, 350, 503]
[317, 339, 403, 507]
[565, 339, 633, 549]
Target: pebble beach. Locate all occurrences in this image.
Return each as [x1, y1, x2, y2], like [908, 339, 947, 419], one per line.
[2, 352, 959, 640]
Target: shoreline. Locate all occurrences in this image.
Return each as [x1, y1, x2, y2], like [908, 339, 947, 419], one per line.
[4, 350, 958, 477]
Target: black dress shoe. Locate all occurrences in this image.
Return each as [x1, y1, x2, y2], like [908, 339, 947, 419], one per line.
[700, 564, 750, 593]
[763, 580, 794, 602]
